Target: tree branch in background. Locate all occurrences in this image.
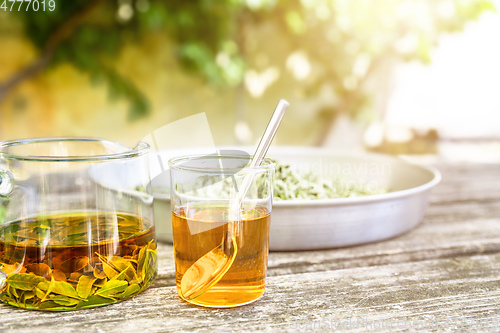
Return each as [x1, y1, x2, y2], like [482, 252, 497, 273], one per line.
[0, 0, 104, 103]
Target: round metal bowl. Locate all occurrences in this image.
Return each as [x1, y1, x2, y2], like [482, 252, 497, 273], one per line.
[263, 147, 440, 250]
[91, 146, 440, 251]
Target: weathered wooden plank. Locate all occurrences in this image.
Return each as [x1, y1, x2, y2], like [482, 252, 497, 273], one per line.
[1, 254, 500, 332]
[428, 163, 500, 203]
[268, 220, 500, 277]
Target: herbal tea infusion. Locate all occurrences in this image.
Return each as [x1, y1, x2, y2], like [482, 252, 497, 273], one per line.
[0, 212, 157, 311]
[172, 204, 270, 308]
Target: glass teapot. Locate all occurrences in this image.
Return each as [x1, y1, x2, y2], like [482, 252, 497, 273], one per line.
[0, 137, 157, 311]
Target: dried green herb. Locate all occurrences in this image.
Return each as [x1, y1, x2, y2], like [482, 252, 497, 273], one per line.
[271, 162, 388, 200]
[174, 160, 388, 201]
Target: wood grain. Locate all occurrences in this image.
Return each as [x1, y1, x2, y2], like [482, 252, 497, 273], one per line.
[1, 162, 499, 332]
[2, 255, 500, 332]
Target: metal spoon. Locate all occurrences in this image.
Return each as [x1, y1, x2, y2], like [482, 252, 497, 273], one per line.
[180, 99, 289, 301]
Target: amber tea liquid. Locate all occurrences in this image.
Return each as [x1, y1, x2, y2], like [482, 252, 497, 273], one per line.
[172, 204, 270, 307]
[0, 212, 157, 311]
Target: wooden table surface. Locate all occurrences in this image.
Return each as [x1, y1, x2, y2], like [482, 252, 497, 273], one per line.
[1, 161, 499, 332]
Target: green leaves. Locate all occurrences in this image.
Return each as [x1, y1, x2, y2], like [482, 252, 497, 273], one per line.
[76, 295, 116, 309]
[100, 66, 150, 121]
[7, 273, 45, 291]
[0, 213, 157, 311]
[37, 278, 54, 302]
[2, 0, 496, 129]
[51, 280, 80, 299]
[77, 275, 97, 299]
[49, 295, 81, 306]
[142, 250, 158, 286]
[0, 248, 157, 310]
[1, 253, 155, 310]
[116, 284, 141, 299]
[96, 280, 128, 297]
[5, 1, 152, 120]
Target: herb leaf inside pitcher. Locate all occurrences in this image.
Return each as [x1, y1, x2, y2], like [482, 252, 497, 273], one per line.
[0, 212, 157, 311]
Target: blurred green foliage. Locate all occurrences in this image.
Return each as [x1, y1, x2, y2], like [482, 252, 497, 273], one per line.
[7, 0, 496, 120]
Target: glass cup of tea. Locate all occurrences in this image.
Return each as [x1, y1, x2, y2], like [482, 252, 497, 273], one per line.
[169, 154, 275, 308]
[0, 137, 157, 311]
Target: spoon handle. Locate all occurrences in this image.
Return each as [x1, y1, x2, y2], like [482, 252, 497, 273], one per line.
[230, 99, 289, 213]
[250, 99, 289, 168]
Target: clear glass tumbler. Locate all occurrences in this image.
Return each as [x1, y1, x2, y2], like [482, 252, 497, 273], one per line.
[0, 137, 157, 311]
[169, 154, 275, 308]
